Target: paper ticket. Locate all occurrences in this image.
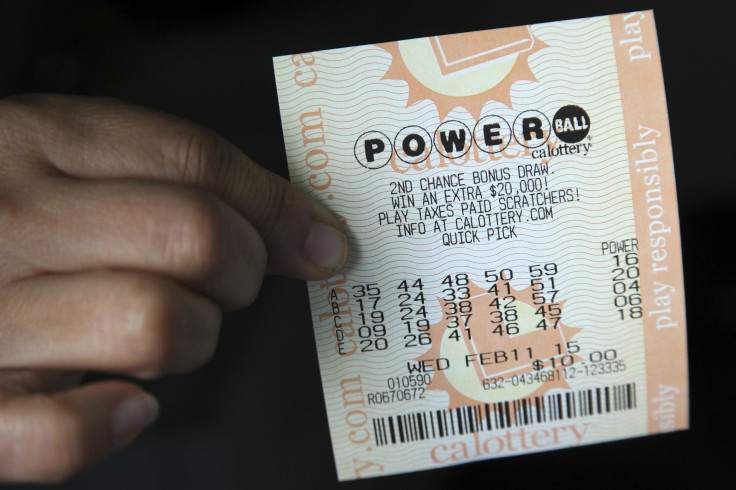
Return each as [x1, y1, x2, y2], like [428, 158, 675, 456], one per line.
[273, 11, 687, 480]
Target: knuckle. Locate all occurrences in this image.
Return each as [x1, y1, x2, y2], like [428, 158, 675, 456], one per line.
[233, 158, 289, 237]
[116, 277, 217, 377]
[160, 194, 225, 279]
[173, 129, 230, 189]
[256, 174, 290, 240]
[111, 280, 177, 376]
[119, 282, 178, 377]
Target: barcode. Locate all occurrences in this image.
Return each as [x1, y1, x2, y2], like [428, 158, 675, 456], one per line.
[372, 383, 636, 446]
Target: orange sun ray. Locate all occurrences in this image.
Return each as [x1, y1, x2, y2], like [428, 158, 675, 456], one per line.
[379, 25, 547, 120]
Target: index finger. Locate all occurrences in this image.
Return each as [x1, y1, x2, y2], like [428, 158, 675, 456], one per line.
[2, 94, 348, 280]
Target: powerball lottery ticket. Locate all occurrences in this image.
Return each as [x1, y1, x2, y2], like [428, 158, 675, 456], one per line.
[273, 10, 687, 480]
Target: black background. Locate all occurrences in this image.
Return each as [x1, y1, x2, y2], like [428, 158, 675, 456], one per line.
[1, 1, 733, 488]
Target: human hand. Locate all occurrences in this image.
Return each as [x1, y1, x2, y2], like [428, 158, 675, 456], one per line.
[0, 94, 347, 482]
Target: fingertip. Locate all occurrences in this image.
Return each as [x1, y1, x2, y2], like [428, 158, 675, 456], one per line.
[0, 381, 159, 483]
[303, 221, 349, 277]
[110, 391, 159, 449]
[259, 181, 349, 281]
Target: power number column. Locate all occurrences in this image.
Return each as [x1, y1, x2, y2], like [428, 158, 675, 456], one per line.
[611, 252, 642, 320]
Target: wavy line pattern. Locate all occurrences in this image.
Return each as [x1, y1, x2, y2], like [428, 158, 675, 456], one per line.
[275, 15, 650, 480]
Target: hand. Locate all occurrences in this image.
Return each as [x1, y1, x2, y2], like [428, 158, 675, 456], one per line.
[0, 94, 347, 482]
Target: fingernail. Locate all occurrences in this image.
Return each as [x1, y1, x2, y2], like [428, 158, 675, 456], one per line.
[111, 393, 159, 448]
[305, 222, 348, 272]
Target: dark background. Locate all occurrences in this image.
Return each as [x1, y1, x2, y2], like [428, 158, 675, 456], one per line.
[1, 1, 733, 488]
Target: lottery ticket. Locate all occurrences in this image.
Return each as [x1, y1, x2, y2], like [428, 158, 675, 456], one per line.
[273, 10, 687, 480]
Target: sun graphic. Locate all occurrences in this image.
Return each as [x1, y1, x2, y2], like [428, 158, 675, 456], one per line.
[379, 25, 547, 120]
[417, 279, 583, 410]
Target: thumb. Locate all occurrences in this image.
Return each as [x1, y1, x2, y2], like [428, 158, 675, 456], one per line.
[249, 174, 349, 279]
[0, 381, 158, 483]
